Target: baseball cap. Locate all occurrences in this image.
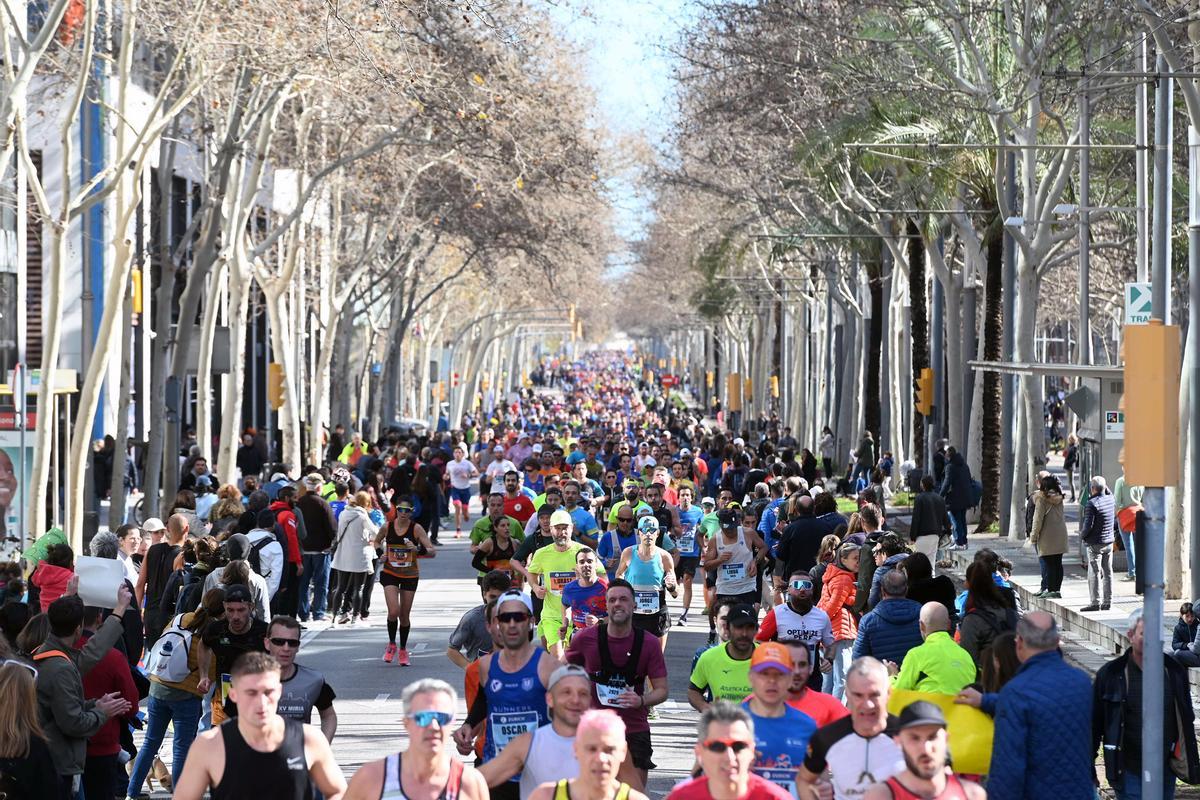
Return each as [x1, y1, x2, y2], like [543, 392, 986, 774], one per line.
[270, 471, 290, 482]
[496, 589, 534, 615]
[679, 448, 691, 457]
[223, 584, 253, 604]
[518, 431, 530, 440]
[701, 496, 716, 507]
[733, 437, 745, 447]
[897, 700, 948, 730]
[532, 443, 544, 454]
[550, 509, 574, 527]
[547, 664, 590, 690]
[493, 445, 505, 453]
[304, 473, 324, 491]
[750, 641, 794, 673]
[637, 516, 660, 534]
[717, 508, 739, 529]
[727, 604, 758, 628]
[142, 517, 165, 533]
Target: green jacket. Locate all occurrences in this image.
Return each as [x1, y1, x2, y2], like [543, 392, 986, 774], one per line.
[891, 630, 977, 695]
[1113, 477, 1144, 511]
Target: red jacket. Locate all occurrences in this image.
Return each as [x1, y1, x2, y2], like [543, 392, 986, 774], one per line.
[816, 563, 858, 642]
[32, 562, 73, 612]
[270, 501, 302, 565]
[76, 631, 139, 757]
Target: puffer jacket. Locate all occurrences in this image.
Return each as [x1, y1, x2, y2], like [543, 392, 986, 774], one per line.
[988, 649, 1096, 800]
[958, 601, 1016, 665]
[1081, 489, 1116, 547]
[1030, 490, 1068, 557]
[851, 597, 922, 665]
[868, 552, 908, 609]
[32, 561, 73, 612]
[817, 562, 858, 642]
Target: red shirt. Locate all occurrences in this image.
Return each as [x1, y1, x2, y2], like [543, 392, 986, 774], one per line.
[786, 689, 850, 728]
[504, 495, 535, 523]
[270, 502, 302, 565]
[564, 625, 667, 734]
[77, 631, 139, 757]
[667, 774, 793, 800]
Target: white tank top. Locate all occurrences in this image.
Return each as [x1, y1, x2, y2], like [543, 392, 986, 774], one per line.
[715, 528, 756, 595]
[518, 724, 578, 799]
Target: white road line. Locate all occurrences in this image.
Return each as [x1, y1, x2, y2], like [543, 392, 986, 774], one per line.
[373, 693, 390, 705]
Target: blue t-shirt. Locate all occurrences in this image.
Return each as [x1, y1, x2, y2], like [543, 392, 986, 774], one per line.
[568, 506, 599, 537]
[677, 506, 705, 558]
[597, 530, 636, 567]
[330, 500, 347, 520]
[741, 701, 818, 798]
[561, 578, 608, 628]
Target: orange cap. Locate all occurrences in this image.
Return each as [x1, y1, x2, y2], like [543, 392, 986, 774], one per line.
[749, 641, 794, 673]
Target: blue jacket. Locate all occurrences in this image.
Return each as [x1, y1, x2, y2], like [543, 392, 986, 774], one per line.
[868, 553, 908, 609]
[987, 649, 1095, 800]
[939, 452, 974, 512]
[852, 597, 923, 665]
[1081, 490, 1116, 547]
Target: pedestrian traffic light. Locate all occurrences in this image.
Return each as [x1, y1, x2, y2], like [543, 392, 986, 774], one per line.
[915, 367, 933, 416]
[1119, 320, 1181, 486]
[268, 363, 285, 410]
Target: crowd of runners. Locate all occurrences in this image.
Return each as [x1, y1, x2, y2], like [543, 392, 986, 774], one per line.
[0, 351, 1192, 800]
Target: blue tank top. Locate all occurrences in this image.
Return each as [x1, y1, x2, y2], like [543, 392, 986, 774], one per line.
[482, 650, 549, 779]
[625, 548, 666, 616]
[677, 506, 704, 557]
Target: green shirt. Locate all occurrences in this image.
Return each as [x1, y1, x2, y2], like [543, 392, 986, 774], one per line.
[606, 499, 651, 527]
[891, 631, 977, 695]
[469, 516, 524, 575]
[690, 642, 756, 702]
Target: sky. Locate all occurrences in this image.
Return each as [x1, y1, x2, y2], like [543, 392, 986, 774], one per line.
[540, 0, 699, 269]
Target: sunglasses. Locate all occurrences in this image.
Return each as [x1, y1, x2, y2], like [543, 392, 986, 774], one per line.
[617, 517, 634, 523]
[408, 710, 454, 728]
[790, 580, 813, 591]
[702, 738, 754, 754]
[396, 506, 414, 514]
[497, 612, 531, 624]
[0, 659, 36, 677]
[269, 637, 301, 648]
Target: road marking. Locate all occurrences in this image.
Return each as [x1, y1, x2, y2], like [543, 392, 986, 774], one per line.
[373, 693, 390, 705]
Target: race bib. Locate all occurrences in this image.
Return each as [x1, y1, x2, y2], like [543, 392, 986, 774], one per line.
[633, 586, 660, 614]
[548, 571, 574, 594]
[677, 524, 696, 553]
[595, 677, 632, 708]
[490, 711, 539, 750]
[721, 561, 746, 582]
[754, 768, 798, 798]
[387, 544, 415, 570]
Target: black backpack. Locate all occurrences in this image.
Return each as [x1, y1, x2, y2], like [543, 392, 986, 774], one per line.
[247, 526, 286, 579]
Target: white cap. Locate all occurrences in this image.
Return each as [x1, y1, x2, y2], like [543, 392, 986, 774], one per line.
[700, 497, 716, 507]
[550, 509, 574, 527]
[532, 443, 544, 453]
[733, 437, 745, 446]
[142, 517, 165, 532]
[493, 445, 505, 453]
[496, 590, 533, 615]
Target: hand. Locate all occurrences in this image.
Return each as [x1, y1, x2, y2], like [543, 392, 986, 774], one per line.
[584, 614, 598, 627]
[719, 551, 732, 563]
[667, 584, 678, 598]
[814, 780, 834, 800]
[96, 692, 132, 719]
[559, 625, 568, 639]
[198, 676, 212, 695]
[114, 583, 132, 615]
[613, 689, 642, 709]
[1023, 537, 1035, 549]
[296, 563, 304, 576]
[955, 687, 983, 708]
[531, 584, 547, 599]
[819, 658, 833, 675]
[747, 560, 757, 578]
[884, 660, 899, 676]
[65, 575, 79, 596]
[453, 726, 475, 752]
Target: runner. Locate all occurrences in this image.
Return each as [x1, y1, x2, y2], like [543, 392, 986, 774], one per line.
[706, 509, 765, 612]
[487, 447, 518, 495]
[561, 480, 600, 548]
[560, 547, 608, 642]
[606, 479, 651, 530]
[344, 678, 489, 800]
[862, 702, 984, 800]
[781, 642, 849, 728]
[241, 615, 339, 742]
[616, 516, 677, 650]
[447, 446, 481, 536]
[199, 584, 269, 727]
[454, 590, 558, 800]
[797, 658, 903, 800]
[565, 579, 669, 792]
[510, 506, 555, 625]
[643, 481, 682, 550]
[527, 510, 607, 659]
[374, 497, 437, 666]
[504, 471, 537, 524]
[666, 703, 791, 800]
[470, 493, 524, 579]
[472, 516, 524, 589]
[741, 642, 818, 797]
[674, 484, 705, 626]
[689, 603, 758, 711]
[526, 709, 649, 800]
[756, 570, 833, 691]
[702, 492, 732, 644]
[477, 664, 593, 797]
[447, 570, 513, 669]
[173, 652, 346, 800]
[598, 506, 638, 573]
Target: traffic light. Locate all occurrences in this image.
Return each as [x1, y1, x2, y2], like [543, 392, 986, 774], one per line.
[1119, 320, 1181, 486]
[915, 367, 933, 416]
[770, 375, 780, 399]
[726, 373, 742, 411]
[267, 363, 285, 410]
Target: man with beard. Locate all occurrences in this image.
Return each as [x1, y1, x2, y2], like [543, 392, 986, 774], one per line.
[689, 604, 759, 711]
[863, 702, 984, 800]
[504, 470, 537, 524]
[606, 478, 651, 529]
[756, 570, 833, 690]
[781, 641, 849, 728]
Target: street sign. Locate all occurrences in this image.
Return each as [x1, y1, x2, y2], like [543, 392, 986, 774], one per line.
[1064, 385, 1095, 420]
[1125, 282, 1152, 325]
[1105, 410, 1124, 439]
[661, 374, 676, 387]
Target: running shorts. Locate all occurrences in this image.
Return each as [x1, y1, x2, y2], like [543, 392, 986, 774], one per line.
[450, 487, 472, 505]
[379, 574, 419, 592]
[674, 556, 701, 579]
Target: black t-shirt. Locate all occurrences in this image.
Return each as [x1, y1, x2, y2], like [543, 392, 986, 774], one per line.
[203, 618, 269, 676]
[144, 542, 181, 608]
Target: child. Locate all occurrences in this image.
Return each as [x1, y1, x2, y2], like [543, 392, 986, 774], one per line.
[31, 543, 74, 611]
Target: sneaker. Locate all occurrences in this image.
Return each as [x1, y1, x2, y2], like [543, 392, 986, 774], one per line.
[398, 648, 410, 666]
[383, 643, 398, 663]
[337, 614, 351, 625]
[677, 612, 689, 626]
[1045, 591, 1062, 598]
[1101, 603, 1111, 610]
[1033, 590, 1047, 598]
[647, 706, 660, 720]
[1081, 604, 1101, 612]
[1122, 574, 1136, 581]
[348, 616, 358, 626]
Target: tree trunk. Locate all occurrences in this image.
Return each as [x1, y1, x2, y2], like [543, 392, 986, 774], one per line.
[864, 258, 883, 444]
[908, 219, 929, 470]
[1010, 261, 1041, 530]
[194, 263, 224, 462]
[977, 229, 1004, 528]
[108, 290, 134, 531]
[215, 261, 252, 486]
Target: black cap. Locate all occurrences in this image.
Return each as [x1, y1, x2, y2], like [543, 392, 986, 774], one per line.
[717, 508, 739, 529]
[225, 533, 252, 561]
[223, 584, 253, 604]
[898, 700, 947, 730]
[726, 603, 758, 628]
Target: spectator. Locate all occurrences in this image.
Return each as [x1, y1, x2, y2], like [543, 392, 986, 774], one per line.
[866, 533, 908, 610]
[776, 492, 845, 579]
[207, 485, 245, 538]
[203, 538, 270, 621]
[31, 543, 74, 612]
[899, 553, 956, 630]
[985, 612, 1094, 800]
[1081, 476, 1116, 612]
[1029, 474, 1068, 599]
[938, 446, 974, 550]
[907, 475, 950, 561]
[852, 570, 922, 667]
[85, 532, 145, 669]
[77, 605, 139, 800]
[137, 513, 187, 646]
[958, 561, 1017, 666]
[1171, 602, 1200, 668]
[816, 542, 860, 701]
[246, 509, 285, 601]
[296, 473, 338, 623]
[0, 659, 59, 798]
[889, 603, 975, 694]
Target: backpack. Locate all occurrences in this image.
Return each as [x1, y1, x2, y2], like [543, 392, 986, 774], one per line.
[247, 526, 286, 578]
[964, 604, 1017, 655]
[144, 614, 194, 683]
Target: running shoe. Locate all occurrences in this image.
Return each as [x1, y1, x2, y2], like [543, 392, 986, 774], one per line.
[398, 648, 410, 666]
[337, 614, 351, 625]
[383, 643, 397, 663]
[677, 612, 689, 626]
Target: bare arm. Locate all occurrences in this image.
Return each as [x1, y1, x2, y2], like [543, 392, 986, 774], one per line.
[343, 760, 384, 800]
[446, 646, 471, 670]
[306, 726, 348, 800]
[172, 731, 220, 800]
[476, 732, 531, 786]
[460, 766, 491, 800]
[414, 524, 436, 557]
[701, 536, 723, 570]
[687, 686, 710, 713]
[616, 547, 632, 579]
[318, 705, 338, 743]
[796, 766, 832, 800]
[135, 557, 149, 607]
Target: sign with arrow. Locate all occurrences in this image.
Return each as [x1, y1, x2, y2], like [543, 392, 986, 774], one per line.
[1125, 282, 1152, 325]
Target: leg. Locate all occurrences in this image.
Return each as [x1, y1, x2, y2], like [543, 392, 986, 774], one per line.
[312, 552, 331, 620]
[383, 584, 401, 644]
[1119, 528, 1136, 579]
[680, 572, 693, 615]
[82, 754, 117, 800]
[298, 553, 315, 621]
[1101, 545, 1113, 605]
[829, 639, 852, 702]
[952, 509, 969, 547]
[126, 695, 172, 796]
[348, 572, 368, 617]
[1086, 546, 1101, 606]
[168, 696, 202, 787]
[397, 588, 417, 648]
[1049, 554, 1064, 593]
[359, 557, 378, 617]
[328, 569, 346, 619]
[1038, 556, 1049, 593]
[914, 535, 938, 561]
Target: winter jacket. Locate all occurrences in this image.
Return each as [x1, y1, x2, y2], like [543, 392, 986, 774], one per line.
[31, 561, 73, 612]
[1030, 490, 1068, 557]
[77, 629, 138, 758]
[331, 504, 379, 574]
[816, 562, 858, 642]
[868, 553, 908, 609]
[851, 597, 922, 665]
[1173, 618, 1199, 652]
[1093, 649, 1200, 786]
[853, 531, 884, 615]
[987, 649, 1095, 800]
[245, 527, 285, 598]
[908, 491, 950, 541]
[296, 493, 337, 552]
[269, 500, 303, 565]
[958, 601, 1016, 665]
[1081, 489, 1117, 547]
[33, 614, 126, 776]
[891, 630, 977, 694]
[939, 452, 974, 512]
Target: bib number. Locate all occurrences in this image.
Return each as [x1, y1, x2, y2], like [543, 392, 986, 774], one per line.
[754, 768, 798, 798]
[548, 571, 574, 594]
[633, 586, 660, 615]
[677, 525, 696, 553]
[387, 544, 415, 570]
[490, 711, 538, 750]
[721, 561, 746, 582]
[595, 676, 632, 708]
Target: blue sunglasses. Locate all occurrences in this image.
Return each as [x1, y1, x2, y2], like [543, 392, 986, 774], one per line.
[408, 710, 454, 728]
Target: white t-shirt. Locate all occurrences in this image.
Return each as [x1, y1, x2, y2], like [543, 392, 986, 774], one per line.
[447, 458, 477, 490]
[486, 459, 516, 493]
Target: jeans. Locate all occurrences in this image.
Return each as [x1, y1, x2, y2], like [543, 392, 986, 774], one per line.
[1115, 767, 1176, 799]
[1087, 543, 1113, 605]
[821, 639, 853, 702]
[127, 693, 202, 795]
[298, 551, 331, 620]
[1119, 528, 1137, 579]
[1039, 554, 1064, 592]
[949, 508, 969, 546]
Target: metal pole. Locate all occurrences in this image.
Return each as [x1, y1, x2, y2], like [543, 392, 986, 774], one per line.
[999, 150, 1017, 537]
[1137, 39, 1151, 283]
[1142, 487, 1166, 799]
[961, 286, 977, 452]
[1078, 72, 1091, 365]
[1190, 15, 1200, 602]
[930, 245, 944, 470]
[1152, 54, 1173, 321]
